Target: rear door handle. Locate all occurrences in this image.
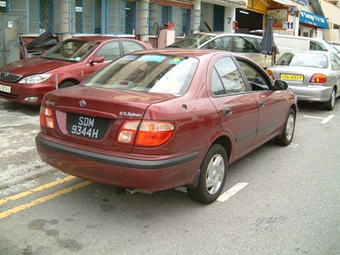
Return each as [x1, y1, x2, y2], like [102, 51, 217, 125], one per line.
[223, 107, 232, 116]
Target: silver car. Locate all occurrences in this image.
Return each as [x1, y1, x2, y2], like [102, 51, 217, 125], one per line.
[167, 32, 274, 69]
[266, 50, 340, 110]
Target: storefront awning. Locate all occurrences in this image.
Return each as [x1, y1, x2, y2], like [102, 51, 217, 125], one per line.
[273, 0, 297, 6]
[299, 10, 329, 29]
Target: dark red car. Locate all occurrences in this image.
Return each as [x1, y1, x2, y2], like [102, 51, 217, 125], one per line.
[0, 37, 153, 105]
[35, 49, 298, 204]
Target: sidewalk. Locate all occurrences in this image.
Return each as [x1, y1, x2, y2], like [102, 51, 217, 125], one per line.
[0, 99, 55, 197]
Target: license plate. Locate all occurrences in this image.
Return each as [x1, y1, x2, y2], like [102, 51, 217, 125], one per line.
[280, 74, 303, 81]
[66, 113, 110, 139]
[0, 84, 11, 93]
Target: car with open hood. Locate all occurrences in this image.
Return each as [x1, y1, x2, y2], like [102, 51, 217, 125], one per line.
[0, 36, 153, 105]
[35, 48, 297, 204]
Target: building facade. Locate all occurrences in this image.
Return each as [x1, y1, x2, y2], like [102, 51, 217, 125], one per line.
[0, 0, 340, 45]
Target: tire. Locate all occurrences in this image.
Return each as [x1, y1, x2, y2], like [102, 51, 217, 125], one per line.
[187, 144, 227, 204]
[275, 108, 296, 146]
[324, 88, 336, 111]
[58, 81, 77, 89]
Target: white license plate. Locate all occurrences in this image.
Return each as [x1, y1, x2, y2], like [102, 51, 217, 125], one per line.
[66, 113, 110, 140]
[0, 84, 11, 93]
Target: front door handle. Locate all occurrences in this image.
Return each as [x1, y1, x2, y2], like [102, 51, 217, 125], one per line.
[258, 101, 265, 108]
[223, 107, 232, 116]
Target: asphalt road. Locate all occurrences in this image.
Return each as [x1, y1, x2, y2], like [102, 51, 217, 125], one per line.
[0, 98, 340, 255]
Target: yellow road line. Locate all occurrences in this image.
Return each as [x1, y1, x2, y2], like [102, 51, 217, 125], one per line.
[0, 175, 76, 206]
[0, 181, 92, 219]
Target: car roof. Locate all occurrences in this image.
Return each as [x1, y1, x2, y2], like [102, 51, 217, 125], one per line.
[190, 32, 262, 39]
[283, 50, 331, 55]
[125, 48, 237, 58]
[69, 36, 138, 43]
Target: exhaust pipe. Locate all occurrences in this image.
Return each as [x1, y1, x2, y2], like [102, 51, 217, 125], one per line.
[124, 188, 154, 195]
[125, 188, 139, 195]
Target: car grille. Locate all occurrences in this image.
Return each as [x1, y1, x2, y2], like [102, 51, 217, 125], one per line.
[0, 72, 22, 82]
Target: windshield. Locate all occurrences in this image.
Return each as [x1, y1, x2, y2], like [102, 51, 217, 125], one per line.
[322, 41, 340, 54]
[42, 40, 99, 62]
[82, 54, 199, 95]
[167, 34, 216, 48]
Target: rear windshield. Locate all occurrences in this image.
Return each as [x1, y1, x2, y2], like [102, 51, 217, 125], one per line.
[82, 54, 199, 95]
[276, 52, 328, 68]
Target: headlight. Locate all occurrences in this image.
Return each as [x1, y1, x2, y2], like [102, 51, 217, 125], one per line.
[19, 74, 52, 84]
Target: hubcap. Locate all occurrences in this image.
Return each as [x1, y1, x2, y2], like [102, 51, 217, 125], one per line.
[285, 114, 295, 141]
[205, 154, 225, 195]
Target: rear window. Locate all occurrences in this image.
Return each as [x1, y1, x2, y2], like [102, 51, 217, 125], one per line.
[276, 52, 328, 68]
[82, 54, 199, 95]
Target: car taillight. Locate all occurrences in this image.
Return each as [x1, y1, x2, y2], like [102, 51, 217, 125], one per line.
[310, 73, 327, 83]
[40, 106, 55, 129]
[265, 70, 274, 80]
[117, 120, 175, 147]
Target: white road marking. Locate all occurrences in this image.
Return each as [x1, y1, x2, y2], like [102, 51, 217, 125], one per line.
[288, 143, 298, 148]
[303, 115, 335, 124]
[217, 182, 249, 202]
[321, 115, 335, 124]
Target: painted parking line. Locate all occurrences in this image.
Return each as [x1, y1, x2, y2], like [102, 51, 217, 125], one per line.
[0, 175, 77, 206]
[303, 115, 335, 124]
[175, 182, 249, 202]
[217, 182, 249, 202]
[0, 180, 92, 220]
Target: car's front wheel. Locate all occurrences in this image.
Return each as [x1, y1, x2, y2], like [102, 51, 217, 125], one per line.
[275, 108, 296, 146]
[324, 88, 336, 111]
[187, 144, 227, 204]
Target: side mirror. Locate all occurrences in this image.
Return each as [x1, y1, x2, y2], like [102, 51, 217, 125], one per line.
[91, 56, 105, 64]
[273, 80, 288, 90]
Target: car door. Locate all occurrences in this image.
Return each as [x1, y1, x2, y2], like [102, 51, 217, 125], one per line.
[208, 56, 259, 158]
[236, 58, 286, 146]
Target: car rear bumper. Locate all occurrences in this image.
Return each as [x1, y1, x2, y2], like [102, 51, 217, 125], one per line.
[35, 134, 201, 191]
[289, 85, 334, 102]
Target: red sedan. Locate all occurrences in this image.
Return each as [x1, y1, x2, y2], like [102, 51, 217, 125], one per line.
[0, 37, 153, 105]
[35, 49, 297, 204]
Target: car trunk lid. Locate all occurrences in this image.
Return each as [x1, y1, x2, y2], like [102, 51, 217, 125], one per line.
[41, 86, 175, 153]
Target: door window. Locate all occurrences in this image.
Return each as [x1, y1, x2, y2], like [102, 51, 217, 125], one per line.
[95, 41, 120, 61]
[211, 57, 246, 96]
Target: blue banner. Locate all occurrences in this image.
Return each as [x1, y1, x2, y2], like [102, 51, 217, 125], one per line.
[299, 10, 329, 29]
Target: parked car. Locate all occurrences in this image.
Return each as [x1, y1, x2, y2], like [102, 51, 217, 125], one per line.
[266, 50, 340, 110]
[167, 32, 274, 68]
[0, 37, 153, 105]
[327, 41, 340, 52]
[35, 49, 297, 204]
[274, 34, 340, 56]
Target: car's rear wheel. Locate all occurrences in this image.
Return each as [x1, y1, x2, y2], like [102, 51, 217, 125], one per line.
[59, 81, 78, 89]
[187, 144, 227, 204]
[324, 88, 336, 111]
[275, 108, 296, 146]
